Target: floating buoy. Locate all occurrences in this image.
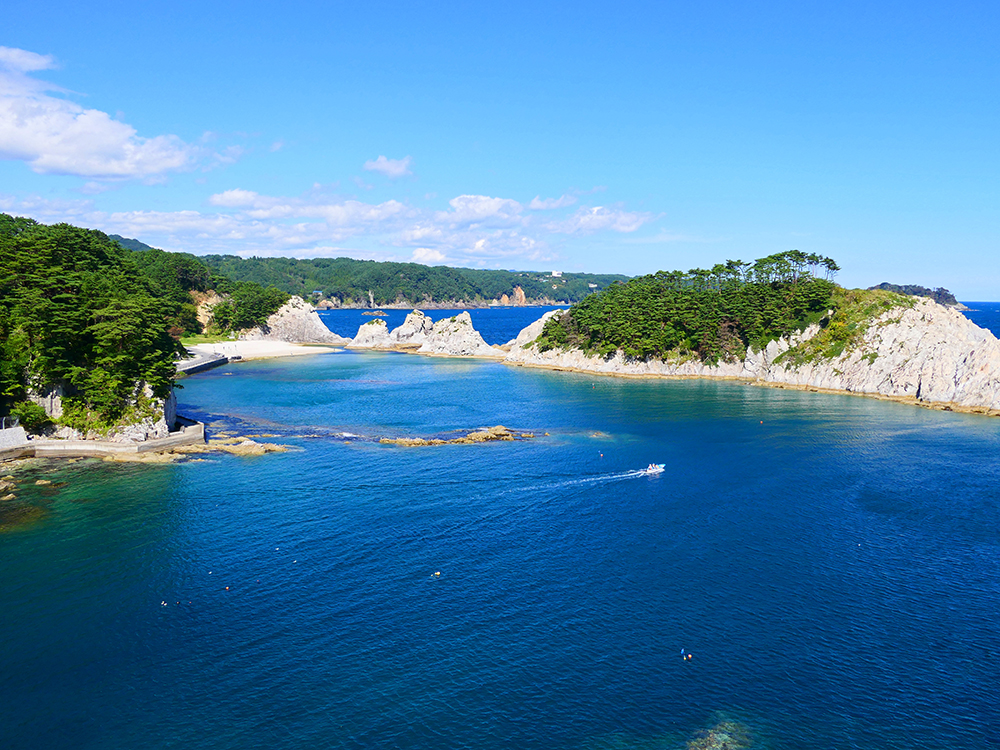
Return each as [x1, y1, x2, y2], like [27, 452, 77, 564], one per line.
[434, 571, 441, 577]
[225, 586, 230, 590]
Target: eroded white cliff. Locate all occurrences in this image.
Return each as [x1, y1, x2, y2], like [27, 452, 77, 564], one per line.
[241, 296, 350, 345]
[503, 298, 1000, 413]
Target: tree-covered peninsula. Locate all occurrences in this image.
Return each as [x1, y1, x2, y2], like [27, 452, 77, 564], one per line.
[194, 254, 626, 306]
[535, 251, 844, 363]
[0, 215, 287, 432]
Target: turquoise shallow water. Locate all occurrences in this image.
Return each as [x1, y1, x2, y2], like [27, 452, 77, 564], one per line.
[3, 322, 1000, 748]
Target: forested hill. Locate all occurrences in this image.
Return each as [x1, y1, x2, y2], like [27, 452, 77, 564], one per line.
[537, 251, 844, 364]
[109, 234, 156, 252]
[867, 283, 959, 306]
[196, 255, 627, 306]
[0, 215, 288, 430]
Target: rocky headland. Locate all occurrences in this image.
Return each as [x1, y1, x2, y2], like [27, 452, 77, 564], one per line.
[503, 297, 1000, 415]
[241, 296, 351, 345]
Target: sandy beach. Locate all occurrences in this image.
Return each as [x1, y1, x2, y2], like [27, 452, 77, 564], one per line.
[187, 340, 341, 361]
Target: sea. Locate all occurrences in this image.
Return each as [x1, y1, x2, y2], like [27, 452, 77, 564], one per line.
[1, 304, 999, 749]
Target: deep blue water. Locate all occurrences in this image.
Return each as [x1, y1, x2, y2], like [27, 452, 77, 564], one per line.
[317, 307, 564, 345]
[960, 301, 1000, 338]
[3, 312, 1000, 749]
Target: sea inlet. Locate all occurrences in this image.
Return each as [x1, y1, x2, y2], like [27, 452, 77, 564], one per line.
[1, 307, 999, 749]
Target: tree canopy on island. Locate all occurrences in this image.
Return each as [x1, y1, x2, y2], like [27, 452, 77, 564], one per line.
[867, 283, 958, 306]
[536, 251, 841, 363]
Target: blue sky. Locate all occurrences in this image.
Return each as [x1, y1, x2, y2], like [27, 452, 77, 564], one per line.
[1, 1, 997, 297]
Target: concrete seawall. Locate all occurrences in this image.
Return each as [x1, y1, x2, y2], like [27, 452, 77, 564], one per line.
[1, 421, 206, 462]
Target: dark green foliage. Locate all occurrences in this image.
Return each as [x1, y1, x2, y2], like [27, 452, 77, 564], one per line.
[0, 215, 181, 425]
[207, 282, 289, 333]
[109, 234, 156, 252]
[199, 255, 626, 305]
[536, 251, 839, 364]
[9, 401, 51, 431]
[128, 248, 214, 335]
[867, 282, 958, 306]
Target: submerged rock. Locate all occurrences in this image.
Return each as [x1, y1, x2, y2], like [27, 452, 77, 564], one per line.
[170, 436, 289, 457]
[379, 425, 531, 446]
[686, 720, 753, 750]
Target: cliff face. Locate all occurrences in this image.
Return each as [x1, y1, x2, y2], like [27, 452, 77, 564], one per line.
[504, 298, 1000, 413]
[240, 296, 350, 345]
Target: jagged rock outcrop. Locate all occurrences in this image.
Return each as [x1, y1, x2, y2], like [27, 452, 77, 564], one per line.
[503, 298, 1000, 413]
[346, 318, 393, 349]
[417, 312, 503, 358]
[348, 310, 503, 358]
[26, 384, 177, 442]
[392, 310, 434, 348]
[503, 308, 566, 350]
[240, 296, 350, 345]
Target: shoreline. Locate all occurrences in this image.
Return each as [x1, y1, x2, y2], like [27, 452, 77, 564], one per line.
[502, 358, 1000, 417]
[186, 340, 341, 361]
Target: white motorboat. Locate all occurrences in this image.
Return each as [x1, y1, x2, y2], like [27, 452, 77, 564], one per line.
[644, 463, 665, 475]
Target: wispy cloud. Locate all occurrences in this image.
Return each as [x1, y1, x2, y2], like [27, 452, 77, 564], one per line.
[0, 46, 235, 181]
[528, 194, 577, 210]
[546, 206, 652, 234]
[362, 154, 412, 178]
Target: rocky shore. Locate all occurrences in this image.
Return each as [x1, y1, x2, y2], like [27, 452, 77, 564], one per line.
[341, 299, 1000, 416]
[378, 425, 534, 446]
[502, 298, 1000, 415]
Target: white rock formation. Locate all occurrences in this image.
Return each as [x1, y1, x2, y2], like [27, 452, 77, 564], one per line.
[347, 318, 393, 349]
[417, 312, 504, 358]
[503, 298, 1000, 413]
[504, 308, 566, 351]
[392, 310, 434, 348]
[240, 296, 350, 345]
[347, 310, 502, 358]
[109, 391, 177, 443]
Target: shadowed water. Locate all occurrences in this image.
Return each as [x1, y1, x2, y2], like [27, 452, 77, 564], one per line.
[2, 346, 999, 749]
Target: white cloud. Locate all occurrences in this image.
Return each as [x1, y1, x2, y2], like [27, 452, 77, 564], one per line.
[0, 46, 229, 180]
[209, 188, 260, 207]
[2, 184, 644, 269]
[362, 154, 412, 178]
[528, 194, 577, 210]
[436, 194, 523, 226]
[411, 247, 447, 264]
[0, 47, 56, 74]
[547, 205, 652, 234]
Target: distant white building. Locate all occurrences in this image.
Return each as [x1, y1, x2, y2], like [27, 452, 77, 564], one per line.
[551, 271, 563, 277]
[588, 283, 598, 288]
